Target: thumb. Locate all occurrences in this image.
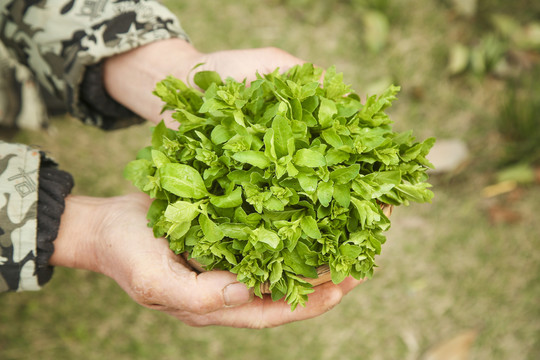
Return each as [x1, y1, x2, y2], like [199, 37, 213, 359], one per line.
[165, 257, 254, 313]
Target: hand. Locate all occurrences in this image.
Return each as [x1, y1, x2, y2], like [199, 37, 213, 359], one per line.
[103, 38, 304, 126]
[50, 193, 363, 328]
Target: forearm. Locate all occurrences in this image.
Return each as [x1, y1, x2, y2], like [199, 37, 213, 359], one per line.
[103, 38, 202, 125]
[0, 0, 188, 128]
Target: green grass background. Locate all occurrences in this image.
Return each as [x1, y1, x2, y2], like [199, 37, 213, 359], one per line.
[1, 0, 539, 359]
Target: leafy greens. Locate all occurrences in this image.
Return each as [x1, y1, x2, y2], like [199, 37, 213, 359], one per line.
[124, 64, 435, 310]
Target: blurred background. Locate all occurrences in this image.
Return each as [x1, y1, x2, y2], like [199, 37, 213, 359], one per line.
[1, 0, 539, 359]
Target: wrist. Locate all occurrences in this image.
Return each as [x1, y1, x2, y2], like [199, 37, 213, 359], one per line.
[49, 195, 109, 272]
[103, 38, 203, 124]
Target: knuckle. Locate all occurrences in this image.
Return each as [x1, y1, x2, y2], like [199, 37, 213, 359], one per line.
[186, 300, 216, 316]
[264, 46, 285, 56]
[129, 272, 161, 306]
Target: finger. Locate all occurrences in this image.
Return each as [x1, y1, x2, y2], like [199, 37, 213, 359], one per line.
[336, 276, 365, 296]
[175, 280, 348, 328]
[156, 256, 255, 314]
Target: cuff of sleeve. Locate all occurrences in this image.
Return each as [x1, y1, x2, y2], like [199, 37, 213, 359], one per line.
[66, 3, 190, 129]
[35, 153, 74, 287]
[79, 62, 144, 130]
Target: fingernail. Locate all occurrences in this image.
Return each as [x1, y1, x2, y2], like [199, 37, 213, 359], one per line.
[223, 282, 254, 307]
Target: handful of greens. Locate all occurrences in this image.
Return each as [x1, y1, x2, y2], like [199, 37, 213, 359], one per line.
[124, 64, 434, 310]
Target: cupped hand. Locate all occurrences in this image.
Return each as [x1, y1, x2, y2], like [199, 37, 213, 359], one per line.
[188, 46, 304, 84]
[51, 193, 363, 328]
[103, 38, 305, 126]
[96, 39, 364, 327]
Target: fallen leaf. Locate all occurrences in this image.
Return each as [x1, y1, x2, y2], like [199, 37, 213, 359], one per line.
[515, 22, 540, 50]
[496, 163, 536, 185]
[450, 0, 477, 17]
[421, 329, 479, 360]
[488, 204, 521, 224]
[448, 43, 470, 75]
[482, 180, 517, 198]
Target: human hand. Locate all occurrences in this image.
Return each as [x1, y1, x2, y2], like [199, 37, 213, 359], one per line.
[50, 193, 363, 328]
[103, 38, 304, 126]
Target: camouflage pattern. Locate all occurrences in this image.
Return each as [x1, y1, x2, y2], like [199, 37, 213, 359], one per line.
[0, 0, 188, 129]
[0, 141, 40, 292]
[0, 41, 47, 130]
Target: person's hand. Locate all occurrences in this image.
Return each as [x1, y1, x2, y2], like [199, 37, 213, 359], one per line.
[103, 38, 304, 126]
[50, 193, 363, 328]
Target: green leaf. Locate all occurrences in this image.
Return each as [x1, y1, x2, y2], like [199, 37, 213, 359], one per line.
[136, 146, 153, 161]
[318, 97, 337, 128]
[326, 149, 350, 166]
[330, 164, 360, 184]
[283, 247, 318, 278]
[210, 125, 234, 145]
[333, 183, 351, 208]
[367, 170, 402, 186]
[252, 227, 282, 250]
[209, 187, 243, 208]
[159, 163, 208, 199]
[300, 216, 321, 239]
[272, 115, 294, 158]
[321, 128, 344, 148]
[294, 148, 326, 168]
[350, 197, 381, 228]
[193, 70, 223, 90]
[339, 243, 363, 258]
[151, 149, 170, 168]
[359, 85, 400, 124]
[297, 172, 318, 193]
[220, 223, 251, 240]
[124, 159, 155, 192]
[323, 66, 351, 99]
[302, 95, 319, 113]
[330, 263, 348, 284]
[164, 200, 200, 223]
[151, 121, 175, 149]
[199, 214, 224, 243]
[232, 151, 271, 169]
[167, 221, 192, 241]
[173, 109, 210, 129]
[147, 199, 167, 228]
[317, 181, 334, 207]
[269, 261, 283, 285]
[286, 161, 299, 177]
[396, 183, 434, 203]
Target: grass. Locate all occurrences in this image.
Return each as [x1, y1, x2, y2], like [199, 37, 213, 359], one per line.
[1, 0, 539, 359]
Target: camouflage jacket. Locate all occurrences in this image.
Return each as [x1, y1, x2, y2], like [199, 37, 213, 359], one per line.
[0, 0, 189, 129]
[0, 141, 40, 292]
[0, 0, 189, 292]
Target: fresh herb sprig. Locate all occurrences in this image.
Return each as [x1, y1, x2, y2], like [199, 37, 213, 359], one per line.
[124, 64, 435, 310]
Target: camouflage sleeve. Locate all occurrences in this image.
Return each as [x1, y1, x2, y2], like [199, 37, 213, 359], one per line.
[0, 0, 189, 129]
[0, 141, 40, 292]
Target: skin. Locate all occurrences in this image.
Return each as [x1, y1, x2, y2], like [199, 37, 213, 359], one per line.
[49, 38, 364, 328]
[102, 38, 306, 126]
[50, 194, 364, 328]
